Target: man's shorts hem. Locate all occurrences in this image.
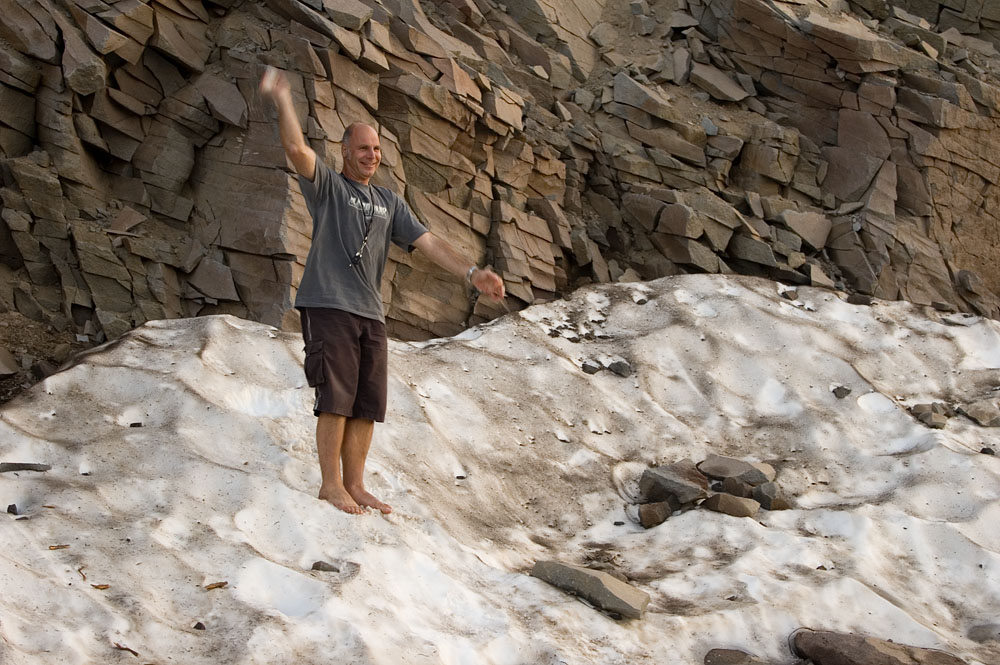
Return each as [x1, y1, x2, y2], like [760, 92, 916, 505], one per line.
[313, 406, 385, 422]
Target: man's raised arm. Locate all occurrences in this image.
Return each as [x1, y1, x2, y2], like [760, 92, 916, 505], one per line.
[259, 67, 317, 181]
[412, 233, 506, 301]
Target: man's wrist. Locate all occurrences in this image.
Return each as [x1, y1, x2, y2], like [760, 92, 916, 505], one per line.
[466, 265, 478, 284]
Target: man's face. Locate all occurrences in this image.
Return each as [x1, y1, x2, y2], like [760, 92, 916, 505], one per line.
[342, 125, 381, 184]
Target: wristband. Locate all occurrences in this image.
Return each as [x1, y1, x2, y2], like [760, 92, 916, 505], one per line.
[466, 265, 478, 284]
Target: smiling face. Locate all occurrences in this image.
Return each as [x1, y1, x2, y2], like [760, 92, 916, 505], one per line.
[341, 123, 381, 185]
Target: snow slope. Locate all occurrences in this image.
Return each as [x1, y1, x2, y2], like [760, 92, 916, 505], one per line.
[2, 274, 999, 664]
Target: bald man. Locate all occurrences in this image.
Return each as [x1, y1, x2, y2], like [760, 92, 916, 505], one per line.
[260, 68, 505, 515]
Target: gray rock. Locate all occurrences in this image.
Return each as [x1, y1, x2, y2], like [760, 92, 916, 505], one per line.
[960, 400, 1000, 427]
[832, 385, 852, 399]
[702, 493, 760, 518]
[704, 648, 768, 665]
[752, 482, 791, 510]
[604, 356, 632, 377]
[194, 74, 248, 128]
[310, 559, 361, 583]
[651, 235, 720, 273]
[778, 210, 832, 251]
[728, 234, 778, 267]
[640, 459, 709, 504]
[187, 257, 240, 301]
[707, 135, 744, 160]
[657, 203, 705, 239]
[588, 22, 617, 48]
[791, 628, 969, 665]
[698, 454, 775, 486]
[581, 358, 601, 374]
[531, 560, 650, 619]
[613, 72, 674, 122]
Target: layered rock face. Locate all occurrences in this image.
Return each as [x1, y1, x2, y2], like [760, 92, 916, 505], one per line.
[1, 0, 999, 343]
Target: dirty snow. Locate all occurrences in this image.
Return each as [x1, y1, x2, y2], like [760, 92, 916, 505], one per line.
[2, 274, 999, 664]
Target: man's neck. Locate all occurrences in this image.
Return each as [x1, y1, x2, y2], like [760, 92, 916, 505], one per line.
[343, 171, 370, 187]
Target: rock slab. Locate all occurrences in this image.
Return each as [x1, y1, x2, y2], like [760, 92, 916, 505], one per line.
[531, 560, 650, 619]
[792, 629, 969, 665]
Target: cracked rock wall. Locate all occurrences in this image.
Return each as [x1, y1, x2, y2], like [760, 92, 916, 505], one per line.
[1, 0, 998, 345]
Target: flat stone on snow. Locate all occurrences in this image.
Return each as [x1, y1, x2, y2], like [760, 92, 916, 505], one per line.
[960, 400, 1000, 427]
[703, 493, 760, 518]
[703, 648, 768, 665]
[698, 454, 775, 485]
[600, 355, 632, 377]
[792, 628, 969, 665]
[531, 561, 650, 619]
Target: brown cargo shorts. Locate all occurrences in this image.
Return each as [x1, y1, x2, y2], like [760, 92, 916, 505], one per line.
[299, 307, 388, 421]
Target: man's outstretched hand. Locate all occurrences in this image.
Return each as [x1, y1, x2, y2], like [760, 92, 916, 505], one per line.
[259, 66, 288, 101]
[471, 267, 505, 302]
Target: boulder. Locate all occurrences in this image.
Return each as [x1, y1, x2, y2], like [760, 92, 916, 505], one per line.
[640, 459, 709, 505]
[960, 400, 1000, 427]
[704, 649, 768, 665]
[531, 560, 650, 620]
[791, 629, 969, 665]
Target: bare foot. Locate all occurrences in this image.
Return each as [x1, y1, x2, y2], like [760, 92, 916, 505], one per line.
[347, 486, 392, 514]
[319, 486, 364, 515]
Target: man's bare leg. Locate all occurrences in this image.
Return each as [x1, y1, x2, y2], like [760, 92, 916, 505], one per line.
[342, 418, 392, 514]
[316, 413, 364, 514]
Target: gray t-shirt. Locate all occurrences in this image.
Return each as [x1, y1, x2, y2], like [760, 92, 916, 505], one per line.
[295, 160, 428, 322]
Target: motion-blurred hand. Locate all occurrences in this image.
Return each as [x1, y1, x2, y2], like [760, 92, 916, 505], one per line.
[472, 267, 506, 302]
[259, 66, 288, 100]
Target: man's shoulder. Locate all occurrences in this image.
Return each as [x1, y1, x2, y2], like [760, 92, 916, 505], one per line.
[309, 161, 349, 197]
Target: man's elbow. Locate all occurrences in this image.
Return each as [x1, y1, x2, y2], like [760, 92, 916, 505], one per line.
[286, 144, 316, 179]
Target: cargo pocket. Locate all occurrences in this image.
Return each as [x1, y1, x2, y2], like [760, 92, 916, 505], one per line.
[303, 340, 326, 387]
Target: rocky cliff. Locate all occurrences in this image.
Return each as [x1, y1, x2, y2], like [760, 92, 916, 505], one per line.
[1, 0, 999, 343]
